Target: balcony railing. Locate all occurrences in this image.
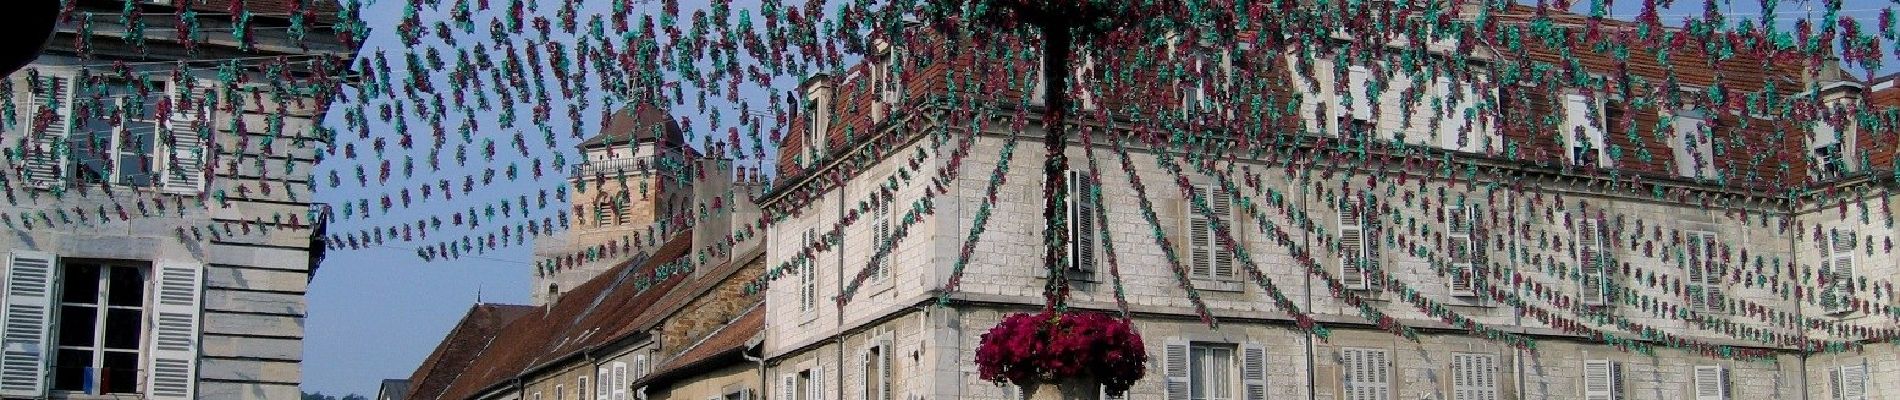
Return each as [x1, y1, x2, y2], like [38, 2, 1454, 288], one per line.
[571, 156, 670, 179]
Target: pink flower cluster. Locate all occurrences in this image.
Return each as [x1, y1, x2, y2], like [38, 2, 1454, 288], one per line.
[974, 311, 1147, 395]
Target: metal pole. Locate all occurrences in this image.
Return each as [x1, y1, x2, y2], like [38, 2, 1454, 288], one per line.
[1040, 24, 1074, 311]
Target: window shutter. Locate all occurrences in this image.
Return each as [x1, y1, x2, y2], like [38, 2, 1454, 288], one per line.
[1340, 348, 1389, 400]
[1339, 197, 1368, 290]
[1369, 349, 1390, 400]
[597, 368, 611, 400]
[1452, 353, 1498, 400]
[1188, 213, 1213, 279]
[159, 79, 208, 194]
[611, 361, 628, 400]
[634, 354, 648, 379]
[1577, 219, 1608, 306]
[1067, 170, 1096, 274]
[781, 373, 797, 400]
[1582, 360, 1618, 400]
[1693, 366, 1728, 400]
[1686, 232, 1721, 313]
[854, 348, 867, 400]
[0, 251, 57, 397]
[1241, 343, 1267, 400]
[23, 76, 74, 189]
[1208, 184, 1236, 280]
[1448, 205, 1477, 297]
[1163, 339, 1189, 400]
[875, 218, 891, 281]
[878, 340, 892, 400]
[145, 261, 205, 400]
[809, 365, 825, 400]
[1837, 365, 1866, 400]
[1825, 231, 1855, 315]
[1563, 93, 1606, 166]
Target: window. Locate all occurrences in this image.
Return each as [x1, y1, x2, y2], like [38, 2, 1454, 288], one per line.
[1450, 353, 1499, 400]
[1672, 111, 1717, 179]
[871, 42, 901, 122]
[1692, 366, 1730, 400]
[53, 260, 148, 394]
[597, 367, 611, 400]
[19, 76, 206, 193]
[1684, 231, 1723, 313]
[785, 367, 824, 400]
[1563, 92, 1609, 167]
[1066, 169, 1097, 275]
[1575, 217, 1609, 306]
[1433, 76, 1487, 151]
[1810, 121, 1853, 180]
[1163, 341, 1264, 400]
[859, 340, 890, 400]
[578, 376, 588, 400]
[799, 229, 818, 315]
[870, 183, 893, 282]
[1339, 196, 1376, 291]
[1186, 182, 1236, 282]
[634, 354, 649, 379]
[1447, 204, 1482, 297]
[1032, 53, 1102, 111]
[1821, 229, 1856, 315]
[614, 193, 633, 225]
[1830, 365, 1866, 400]
[1336, 65, 1375, 140]
[1581, 360, 1623, 400]
[1341, 348, 1391, 400]
[611, 361, 628, 400]
[594, 201, 614, 228]
[533, 391, 542, 400]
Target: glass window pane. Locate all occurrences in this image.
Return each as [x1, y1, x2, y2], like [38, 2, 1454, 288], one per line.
[103, 308, 142, 350]
[58, 305, 97, 348]
[106, 267, 144, 307]
[1190, 347, 1208, 399]
[1210, 348, 1232, 400]
[52, 349, 93, 391]
[61, 263, 100, 304]
[102, 351, 139, 394]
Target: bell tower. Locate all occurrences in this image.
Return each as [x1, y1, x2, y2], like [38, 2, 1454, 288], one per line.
[530, 103, 693, 305]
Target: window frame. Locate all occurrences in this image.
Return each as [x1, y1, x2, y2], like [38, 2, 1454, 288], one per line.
[798, 228, 819, 320]
[1338, 195, 1375, 291]
[1447, 203, 1483, 298]
[1684, 231, 1723, 314]
[51, 259, 151, 395]
[1821, 228, 1856, 315]
[1562, 92, 1610, 168]
[1574, 216, 1610, 307]
[1188, 343, 1236, 400]
[1581, 360, 1623, 400]
[1184, 180, 1238, 284]
[1671, 110, 1718, 179]
[69, 80, 163, 188]
[1340, 347, 1391, 400]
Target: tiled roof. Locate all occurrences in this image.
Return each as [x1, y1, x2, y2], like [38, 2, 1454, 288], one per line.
[632, 305, 763, 390]
[404, 303, 535, 400]
[581, 103, 686, 149]
[427, 233, 695, 400]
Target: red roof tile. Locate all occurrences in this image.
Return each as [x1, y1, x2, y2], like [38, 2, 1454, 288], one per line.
[404, 303, 536, 400]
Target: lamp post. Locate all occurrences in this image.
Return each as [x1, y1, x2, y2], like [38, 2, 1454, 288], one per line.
[0, 0, 60, 77]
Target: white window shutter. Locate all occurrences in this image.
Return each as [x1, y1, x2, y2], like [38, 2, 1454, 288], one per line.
[1577, 219, 1608, 306]
[146, 261, 205, 400]
[1582, 360, 1619, 400]
[1208, 184, 1235, 280]
[1188, 214, 1213, 279]
[1448, 205, 1477, 297]
[23, 76, 74, 189]
[877, 339, 892, 400]
[1687, 232, 1721, 313]
[612, 361, 628, 400]
[1837, 365, 1866, 400]
[597, 368, 611, 400]
[874, 218, 891, 281]
[1067, 170, 1096, 274]
[809, 364, 825, 400]
[854, 348, 867, 400]
[1452, 353, 1498, 400]
[1339, 198, 1368, 290]
[1163, 339, 1189, 400]
[781, 373, 797, 400]
[1241, 343, 1267, 400]
[0, 251, 57, 397]
[1825, 230, 1856, 315]
[1563, 93, 1606, 166]
[634, 354, 648, 379]
[1693, 366, 1728, 400]
[159, 80, 208, 195]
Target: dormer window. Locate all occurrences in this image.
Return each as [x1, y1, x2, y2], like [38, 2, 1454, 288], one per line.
[1431, 75, 1492, 152]
[1562, 92, 1609, 168]
[871, 41, 901, 122]
[1031, 53, 1101, 112]
[1810, 120, 1854, 180]
[1671, 110, 1717, 179]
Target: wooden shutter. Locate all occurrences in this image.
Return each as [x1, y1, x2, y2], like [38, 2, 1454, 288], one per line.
[1836, 365, 1866, 400]
[781, 373, 797, 400]
[1448, 205, 1477, 296]
[159, 80, 208, 195]
[23, 75, 74, 189]
[146, 261, 205, 400]
[1582, 360, 1619, 400]
[611, 361, 628, 400]
[1339, 197, 1368, 290]
[1452, 353, 1498, 400]
[1693, 366, 1729, 400]
[1577, 218, 1608, 306]
[1188, 202, 1213, 279]
[1825, 230, 1855, 315]
[877, 339, 892, 400]
[808, 365, 824, 400]
[0, 251, 56, 397]
[1341, 348, 1389, 400]
[634, 354, 648, 379]
[1241, 343, 1267, 400]
[853, 348, 867, 400]
[1164, 339, 1189, 400]
[1563, 93, 1606, 166]
[1686, 232, 1721, 313]
[874, 218, 891, 281]
[597, 368, 610, 400]
[1067, 170, 1096, 274]
[1208, 183, 1235, 280]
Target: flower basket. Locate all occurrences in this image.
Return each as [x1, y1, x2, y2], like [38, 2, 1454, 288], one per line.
[975, 311, 1146, 398]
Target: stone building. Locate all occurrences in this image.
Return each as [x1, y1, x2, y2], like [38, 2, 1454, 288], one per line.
[0, 1, 356, 399]
[757, 5, 1898, 400]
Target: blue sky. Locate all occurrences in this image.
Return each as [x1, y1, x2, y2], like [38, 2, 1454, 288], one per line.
[297, 0, 1897, 396]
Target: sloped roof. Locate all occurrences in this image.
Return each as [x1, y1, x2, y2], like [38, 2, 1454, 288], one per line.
[632, 305, 763, 390]
[404, 303, 536, 400]
[426, 233, 695, 400]
[582, 103, 685, 149]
